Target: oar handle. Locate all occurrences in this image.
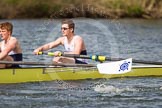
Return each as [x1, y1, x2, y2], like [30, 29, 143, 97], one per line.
[38, 52, 61, 56]
[38, 52, 107, 62]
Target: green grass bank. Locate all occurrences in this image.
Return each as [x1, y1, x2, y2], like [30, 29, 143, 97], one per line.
[0, 0, 162, 19]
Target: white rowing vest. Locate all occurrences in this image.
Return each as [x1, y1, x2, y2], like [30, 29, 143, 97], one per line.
[1, 41, 15, 55]
[64, 36, 76, 52]
[63, 36, 87, 63]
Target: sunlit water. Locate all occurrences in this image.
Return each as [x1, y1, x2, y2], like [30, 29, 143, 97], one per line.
[0, 18, 162, 108]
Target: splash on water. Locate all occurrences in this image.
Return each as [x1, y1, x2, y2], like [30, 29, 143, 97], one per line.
[93, 84, 136, 94]
[160, 86, 162, 90]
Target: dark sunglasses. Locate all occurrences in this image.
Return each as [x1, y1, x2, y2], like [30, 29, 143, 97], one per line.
[61, 27, 70, 30]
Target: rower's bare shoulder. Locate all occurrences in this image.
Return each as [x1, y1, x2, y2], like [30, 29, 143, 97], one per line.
[59, 36, 65, 40]
[50, 36, 64, 45]
[10, 37, 17, 40]
[75, 35, 83, 41]
[55, 36, 65, 42]
[10, 37, 18, 43]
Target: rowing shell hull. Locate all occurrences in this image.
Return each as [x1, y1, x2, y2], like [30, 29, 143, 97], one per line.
[0, 65, 162, 83]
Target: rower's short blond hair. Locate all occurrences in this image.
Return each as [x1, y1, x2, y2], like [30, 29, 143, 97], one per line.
[0, 22, 13, 34]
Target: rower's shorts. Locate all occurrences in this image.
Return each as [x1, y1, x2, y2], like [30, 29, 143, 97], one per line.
[9, 53, 23, 68]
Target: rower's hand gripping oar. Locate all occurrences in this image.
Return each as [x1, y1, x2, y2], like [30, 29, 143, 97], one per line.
[38, 52, 162, 65]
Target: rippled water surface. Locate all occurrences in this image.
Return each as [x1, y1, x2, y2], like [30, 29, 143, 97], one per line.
[0, 18, 162, 108]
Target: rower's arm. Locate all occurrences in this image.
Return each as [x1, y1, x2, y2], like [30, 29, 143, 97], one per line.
[34, 37, 63, 54]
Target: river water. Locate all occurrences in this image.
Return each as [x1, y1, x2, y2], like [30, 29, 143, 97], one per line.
[0, 18, 162, 108]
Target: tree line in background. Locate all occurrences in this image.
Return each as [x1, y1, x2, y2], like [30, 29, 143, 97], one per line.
[0, 0, 162, 19]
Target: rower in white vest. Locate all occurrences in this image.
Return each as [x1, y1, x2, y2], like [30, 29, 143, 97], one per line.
[0, 22, 22, 68]
[34, 19, 87, 64]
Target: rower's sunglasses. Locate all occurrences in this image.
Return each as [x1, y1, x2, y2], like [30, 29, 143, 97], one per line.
[61, 27, 70, 30]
